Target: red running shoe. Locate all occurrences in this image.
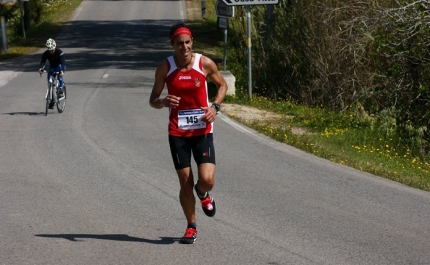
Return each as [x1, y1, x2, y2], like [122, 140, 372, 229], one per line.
[200, 195, 216, 217]
[180, 227, 197, 244]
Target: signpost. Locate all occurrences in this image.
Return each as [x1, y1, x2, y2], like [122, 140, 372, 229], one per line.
[221, 0, 278, 99]
[215, 0, 234, 18]
[218, 17, 228, 29]
[215, 0, 234, 71]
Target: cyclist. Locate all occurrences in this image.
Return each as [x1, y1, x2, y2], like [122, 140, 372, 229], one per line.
[38, 38, 66, 109]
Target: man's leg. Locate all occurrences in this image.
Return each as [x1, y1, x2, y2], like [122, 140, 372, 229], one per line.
[59, 75, 65, 90]
[177, 167, 198, 244]
[195, 163, 216, 217]
[176, 167, 196, 224]
[191, 134, 217, 217]
[195, 163, 215, 196]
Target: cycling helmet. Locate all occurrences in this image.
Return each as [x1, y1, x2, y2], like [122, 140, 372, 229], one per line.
[46, 38, 56, 50]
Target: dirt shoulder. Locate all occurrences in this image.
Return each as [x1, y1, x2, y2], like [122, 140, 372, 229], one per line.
[221, 103, 282, 122]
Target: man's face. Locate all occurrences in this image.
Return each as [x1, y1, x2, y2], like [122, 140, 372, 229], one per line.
[171, 34, 193, 59]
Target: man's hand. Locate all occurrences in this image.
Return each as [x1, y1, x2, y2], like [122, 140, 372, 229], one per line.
[38, 68, 43, 75]
[200, 106, 217, 123]
[60, 71, 64, 76]
[162, 95, 181, 108]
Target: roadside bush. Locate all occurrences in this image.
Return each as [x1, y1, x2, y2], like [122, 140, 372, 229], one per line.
[0, 0, 66, 45]
[227, 0, 430, 156]
[370, 0, 430, 154]
[28, 0, 45, 26]
[0, 3, 21, 42]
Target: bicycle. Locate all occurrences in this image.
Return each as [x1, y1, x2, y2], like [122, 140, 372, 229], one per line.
[41, 70, 66, 116]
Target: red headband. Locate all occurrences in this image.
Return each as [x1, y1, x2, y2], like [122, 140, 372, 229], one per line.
[170, 27, 192, 41]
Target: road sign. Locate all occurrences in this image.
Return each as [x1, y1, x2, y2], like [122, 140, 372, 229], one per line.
[218, 17, 229, 29]
[222, 0, 278, 6]
[215, 0, 234, 18]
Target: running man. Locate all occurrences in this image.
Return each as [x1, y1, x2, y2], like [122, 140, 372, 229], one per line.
[149, 23, 227, 244]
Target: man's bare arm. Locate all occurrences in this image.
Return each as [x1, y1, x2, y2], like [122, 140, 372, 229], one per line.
[203, 55, 228, 105]
[149, 61, 168, 109]
[149, 60, 181, 109]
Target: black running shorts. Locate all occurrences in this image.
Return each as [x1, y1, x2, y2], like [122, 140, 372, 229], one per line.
[168, 133, 216, 170]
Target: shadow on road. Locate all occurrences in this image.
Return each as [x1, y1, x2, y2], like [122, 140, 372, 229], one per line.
[35, 233, 180, 245]
[3, 112, 46, 116]
[0, 19, 195, 73]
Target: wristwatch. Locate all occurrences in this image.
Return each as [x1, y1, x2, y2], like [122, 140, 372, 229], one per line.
[211, 103, 221, 114]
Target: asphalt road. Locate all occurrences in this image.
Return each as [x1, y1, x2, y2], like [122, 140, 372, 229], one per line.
[1, 1, 430, 264]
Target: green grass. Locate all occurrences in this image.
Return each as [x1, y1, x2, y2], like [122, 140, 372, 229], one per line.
[0, 0, 83, 60]
[222, 95, 430, 192]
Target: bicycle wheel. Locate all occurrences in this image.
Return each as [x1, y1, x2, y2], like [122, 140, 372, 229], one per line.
[45, 96, 49, 116]
[45, 85, 52, 116]
[57, 85, 66, 113]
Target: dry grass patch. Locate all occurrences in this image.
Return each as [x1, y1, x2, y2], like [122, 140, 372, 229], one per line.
[221, 103, 309, 135]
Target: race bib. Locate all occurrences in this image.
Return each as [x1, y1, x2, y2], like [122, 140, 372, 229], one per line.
[177, 109, 206, 130]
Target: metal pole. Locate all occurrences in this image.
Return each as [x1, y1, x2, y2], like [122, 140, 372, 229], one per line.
[201, 1, 207, 20]
[246, 6, 252, 99]
[20, 1, 26, 40]
[223, 29, 227, 71]
[1, 16, 7, 54]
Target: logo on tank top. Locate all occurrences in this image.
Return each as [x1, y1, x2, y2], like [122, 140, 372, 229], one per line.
[179, 76, 191, 80]
[195, 78, 201, 87]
